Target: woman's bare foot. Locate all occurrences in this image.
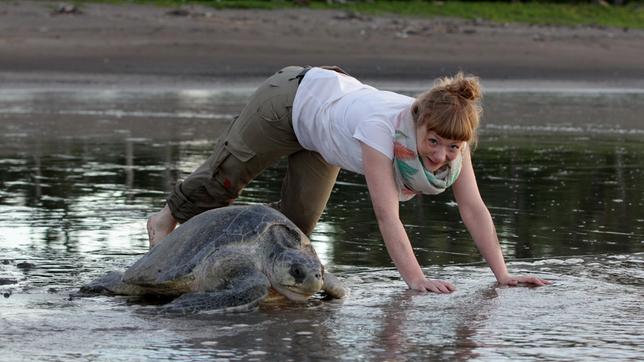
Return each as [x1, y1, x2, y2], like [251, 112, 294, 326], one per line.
[147, 205, 177, 248]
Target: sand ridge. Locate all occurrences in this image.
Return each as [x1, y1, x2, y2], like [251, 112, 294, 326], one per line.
[1, 1, 643, 84]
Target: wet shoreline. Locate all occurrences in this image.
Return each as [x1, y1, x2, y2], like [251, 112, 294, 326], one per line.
[3, 71, 644, 94]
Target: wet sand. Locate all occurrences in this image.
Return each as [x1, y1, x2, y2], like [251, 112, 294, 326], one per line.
[1, 1, 644, 88]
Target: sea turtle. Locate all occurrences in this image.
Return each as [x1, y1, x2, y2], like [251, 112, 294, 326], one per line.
[81, 204, 346, 313]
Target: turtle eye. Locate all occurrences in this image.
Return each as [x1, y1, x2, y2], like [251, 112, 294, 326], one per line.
[289, 264, 306, 283]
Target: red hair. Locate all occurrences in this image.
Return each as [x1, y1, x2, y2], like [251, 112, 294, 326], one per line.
[412, 72, 482, 148]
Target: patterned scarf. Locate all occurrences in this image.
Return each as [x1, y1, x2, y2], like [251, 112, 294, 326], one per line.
[393, 110, 463, 201]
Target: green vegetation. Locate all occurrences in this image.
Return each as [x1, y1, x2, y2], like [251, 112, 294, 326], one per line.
[88, 1, 644, 29]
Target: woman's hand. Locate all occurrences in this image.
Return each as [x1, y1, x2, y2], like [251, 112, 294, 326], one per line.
[497, 274, 552, 287]
[409, 277, 456, 294]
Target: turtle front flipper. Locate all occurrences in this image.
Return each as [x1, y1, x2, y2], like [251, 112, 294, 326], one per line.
[160, 272, 271, 314]
[322, 271, 348, 299]
[161, 285, 269, 314]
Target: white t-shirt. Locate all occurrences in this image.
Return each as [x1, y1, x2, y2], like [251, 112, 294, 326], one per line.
[292, 67, 414, 174]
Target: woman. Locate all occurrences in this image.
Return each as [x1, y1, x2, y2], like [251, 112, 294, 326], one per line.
[147, 66, 550, 293]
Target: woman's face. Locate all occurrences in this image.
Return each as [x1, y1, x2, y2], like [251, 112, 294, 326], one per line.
[416, 127, 464, 172]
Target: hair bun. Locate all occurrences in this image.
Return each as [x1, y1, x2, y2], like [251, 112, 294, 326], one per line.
[441, 72, 481, 101]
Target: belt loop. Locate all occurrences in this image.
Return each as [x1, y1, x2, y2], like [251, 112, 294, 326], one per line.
[289, 66, 313, 85]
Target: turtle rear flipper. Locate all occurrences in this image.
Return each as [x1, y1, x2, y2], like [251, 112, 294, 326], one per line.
[322, 271, 348, 299]
[79, 271, 149, 296]
[160, 284, 269, 314]
[79, 271, 125, 295]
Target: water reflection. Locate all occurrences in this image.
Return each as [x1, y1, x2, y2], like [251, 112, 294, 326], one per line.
[1, 87, 643, 360]
[368, 286, 501, 361]
[1, 89, 643, 260]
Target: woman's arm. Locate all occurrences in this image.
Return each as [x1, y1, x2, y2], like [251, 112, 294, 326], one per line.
[361, 142, 455, 293]
[452, 149, 550, 286]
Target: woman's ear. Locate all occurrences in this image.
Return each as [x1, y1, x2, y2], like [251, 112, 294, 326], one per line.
[461, 141, 468, 155]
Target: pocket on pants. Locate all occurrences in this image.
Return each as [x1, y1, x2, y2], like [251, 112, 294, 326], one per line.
[223, 137, 256, 162]
[210, 138, 257, 201]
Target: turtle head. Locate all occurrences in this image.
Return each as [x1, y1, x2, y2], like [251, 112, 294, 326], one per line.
[268, 246, 324, 302]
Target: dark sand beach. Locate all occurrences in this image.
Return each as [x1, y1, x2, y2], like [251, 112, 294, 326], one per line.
[1, 1, 644, 87]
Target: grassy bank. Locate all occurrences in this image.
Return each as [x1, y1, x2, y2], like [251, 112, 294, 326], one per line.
[90, 1, 644, 29]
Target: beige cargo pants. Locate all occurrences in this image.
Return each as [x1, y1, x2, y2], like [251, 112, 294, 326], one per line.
[166, 66, 340, 236]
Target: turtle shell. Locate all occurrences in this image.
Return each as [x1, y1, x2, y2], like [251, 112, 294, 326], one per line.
[123, 204, 307, 290]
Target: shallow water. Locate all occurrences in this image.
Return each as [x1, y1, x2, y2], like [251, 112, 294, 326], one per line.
[1, 85, 643, 361]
